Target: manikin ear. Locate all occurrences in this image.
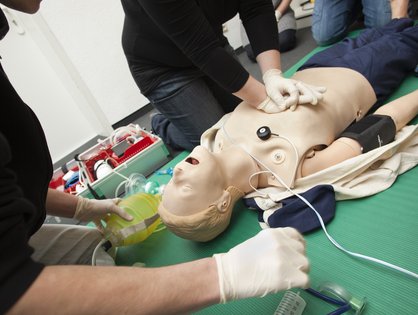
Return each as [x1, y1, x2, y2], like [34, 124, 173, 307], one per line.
[214, 190, 231, 213]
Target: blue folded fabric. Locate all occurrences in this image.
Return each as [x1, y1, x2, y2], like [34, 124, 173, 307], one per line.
[243, 185, 336, 234]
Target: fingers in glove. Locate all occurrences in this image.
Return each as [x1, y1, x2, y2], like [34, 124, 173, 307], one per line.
[297, 255, 310, 273]
[93, 219, 105, 234]
[301, 83, 327, 95]
[283, 86, 299, 110]
[286, 239, 307, 257]
[305, 86, 325, 102]
[277, 257, 310, 291]
[112, 198, 122, 205]
[267, 91, 287, 112]
[307, 84, 327, 93]
[283, 96, 298, 111]
[293, 270, 310, 289]
[261, 97, 289, 113]
[283, 252, 310, 289]
[296, 82, 318, 105]
[267, 79, 299, 110]
[108, 204, 134, 221]
[280, 227, 306, 244]
[296, 94, 316, 106]
[258, 97, 284, 114]
[269, 92, 297, 111]
[292, 93, 324, 111]
[102, 198, 133, 221]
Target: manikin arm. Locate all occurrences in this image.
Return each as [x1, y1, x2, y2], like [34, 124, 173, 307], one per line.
[301, 90, 418, 177]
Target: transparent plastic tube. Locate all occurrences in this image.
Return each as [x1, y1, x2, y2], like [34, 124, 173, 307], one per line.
[317, 282, 367, 315]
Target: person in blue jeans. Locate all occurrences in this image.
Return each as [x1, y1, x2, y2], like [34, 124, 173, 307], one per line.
[312, 0, 410, 46]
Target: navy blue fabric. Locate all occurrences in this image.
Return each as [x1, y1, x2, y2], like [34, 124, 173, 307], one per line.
[243, 185, 336, 234]
[299, 18, 418, 109]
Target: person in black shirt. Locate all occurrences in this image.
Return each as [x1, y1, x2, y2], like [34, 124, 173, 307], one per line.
[121, 0, 326, 151]
[0, 2, 309, 313]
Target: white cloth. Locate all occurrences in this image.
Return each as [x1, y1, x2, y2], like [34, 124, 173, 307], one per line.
[245, 125, 418, 209]
[29, 224, 115, 266]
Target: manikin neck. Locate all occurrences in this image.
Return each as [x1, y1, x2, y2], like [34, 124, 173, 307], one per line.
[214, 146, 265, 194]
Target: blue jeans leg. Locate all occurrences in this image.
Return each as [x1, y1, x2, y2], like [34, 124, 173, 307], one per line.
[312, 0, 392, 46]
[147, 44, 241, 151]
[362, 0, 392, 29]
[312, 0, 359, 46]
[148, 72, 240, 151]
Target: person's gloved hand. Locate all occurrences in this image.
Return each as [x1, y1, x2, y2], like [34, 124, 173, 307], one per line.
[258, 69, 326, 113]
[213, 227, 309, 303]
[74, 197, 133, 232]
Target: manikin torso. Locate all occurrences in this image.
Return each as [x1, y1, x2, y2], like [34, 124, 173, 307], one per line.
[201, 67, 377, 188]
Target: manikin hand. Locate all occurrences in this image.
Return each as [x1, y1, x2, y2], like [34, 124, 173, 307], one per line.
[258, 69, 326, 113]
[74, 197, 133, 232]
[213, 227, 309, 303]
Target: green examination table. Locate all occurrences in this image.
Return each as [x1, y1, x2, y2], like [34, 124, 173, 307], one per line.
[116, 41, 418, 315]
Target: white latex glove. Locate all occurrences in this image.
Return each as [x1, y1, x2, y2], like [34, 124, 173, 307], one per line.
[74, 197, 133, 232]
[259, 69, 327, 113]
[213, 227, 309, 303]
[275, 10, 282, 22]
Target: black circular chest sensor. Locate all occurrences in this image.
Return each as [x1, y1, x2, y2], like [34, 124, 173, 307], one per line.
[257, 126, 271, 140]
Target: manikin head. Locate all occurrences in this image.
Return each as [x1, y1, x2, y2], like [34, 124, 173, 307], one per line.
[158, 146, 244, 242]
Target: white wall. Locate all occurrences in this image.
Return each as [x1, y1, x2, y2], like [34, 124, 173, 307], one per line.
[223, 1, 314, 50]
[40, 0, 149, 124]
[0, 1, 149, 163]
[0, 7, 99, 163]
[223, 15, 242, 49]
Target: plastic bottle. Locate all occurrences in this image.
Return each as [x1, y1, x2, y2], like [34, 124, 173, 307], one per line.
[105, 192, 162, 247]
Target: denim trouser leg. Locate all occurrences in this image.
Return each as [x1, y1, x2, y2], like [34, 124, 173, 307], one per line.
[312, 0, 360, 46]
[148, 72, 240, 151]
[300, 19, 418, 106]
[361, 0, 392, 29]
[312, 0, 392, 46]
[147, 45, 241, 151]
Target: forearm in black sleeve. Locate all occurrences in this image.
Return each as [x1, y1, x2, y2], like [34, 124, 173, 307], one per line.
[240, 0, 279, 57]
[0, 133, 44, 314]
[137, 0, 249, 92]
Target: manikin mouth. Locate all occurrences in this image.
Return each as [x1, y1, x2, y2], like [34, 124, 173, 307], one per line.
[185, 157, 199, 165]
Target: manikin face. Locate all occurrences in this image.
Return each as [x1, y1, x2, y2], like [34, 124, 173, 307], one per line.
[161, 146, 227, 216]
[1, 0, 42, 14]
